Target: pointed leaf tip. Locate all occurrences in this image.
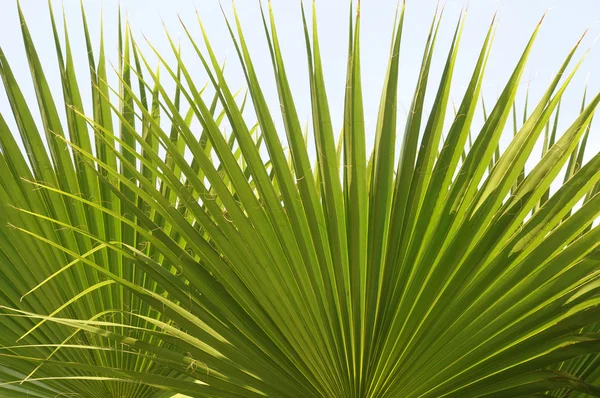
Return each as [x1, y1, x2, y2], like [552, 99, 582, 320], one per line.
[491, 11, 498, 25]
[538, 10, 548, 26]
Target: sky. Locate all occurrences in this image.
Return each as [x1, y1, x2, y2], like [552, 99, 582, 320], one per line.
[0, 0, 599, 177]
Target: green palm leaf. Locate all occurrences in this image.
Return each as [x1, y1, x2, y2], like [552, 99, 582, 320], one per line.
[0, 1, 599, 397]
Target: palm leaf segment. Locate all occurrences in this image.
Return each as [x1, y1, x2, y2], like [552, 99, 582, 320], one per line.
[1, 1, 600, 397]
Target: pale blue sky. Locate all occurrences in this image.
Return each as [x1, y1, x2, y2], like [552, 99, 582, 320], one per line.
[1, 0, 599, 172]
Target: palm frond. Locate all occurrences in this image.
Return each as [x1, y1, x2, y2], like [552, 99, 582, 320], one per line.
[1, 1, 600, 397]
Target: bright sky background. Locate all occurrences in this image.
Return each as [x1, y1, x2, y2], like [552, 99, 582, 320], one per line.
[1, 0, 599, 177]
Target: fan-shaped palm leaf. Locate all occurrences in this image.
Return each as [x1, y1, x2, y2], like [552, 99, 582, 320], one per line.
[1, 1, 600, 397]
